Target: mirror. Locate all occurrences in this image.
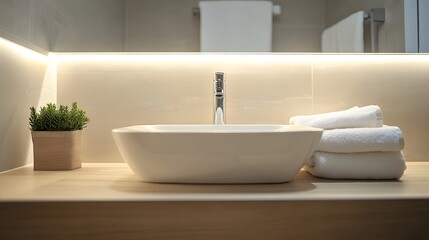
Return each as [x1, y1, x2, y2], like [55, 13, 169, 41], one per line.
[0, 0, 425, 53]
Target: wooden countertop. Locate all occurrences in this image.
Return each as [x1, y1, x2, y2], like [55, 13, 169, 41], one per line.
[1, 162, 428, 202]
[2, 163, 429, 239]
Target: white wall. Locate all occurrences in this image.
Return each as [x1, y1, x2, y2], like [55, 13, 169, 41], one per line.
[0, 37, 55, 172]
[404, 0, 418, 52]
[419, 0, 429, 52]
[0, 0, 125, 52]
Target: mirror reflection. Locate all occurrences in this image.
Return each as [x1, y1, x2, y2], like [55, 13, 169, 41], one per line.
[0, 0, 426, 53]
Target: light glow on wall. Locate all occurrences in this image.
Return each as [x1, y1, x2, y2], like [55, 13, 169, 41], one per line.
[2, 35, 429, 68]
[36, 52, 57, 109]
[55, 52, 313, 64]
[0, 37, 47, 62]
[54, 52, 429, 64]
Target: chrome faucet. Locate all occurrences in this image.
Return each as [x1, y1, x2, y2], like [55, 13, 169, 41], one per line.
[214, 72, 225, 124]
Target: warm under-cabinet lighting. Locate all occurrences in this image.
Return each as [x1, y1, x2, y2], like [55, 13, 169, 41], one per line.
[54, 52, 429, 65]
[2, 35, 429, 66]
[0, 37, 47, 62]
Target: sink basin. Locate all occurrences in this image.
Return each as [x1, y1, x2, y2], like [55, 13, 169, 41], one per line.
[112, 124, 322, 184]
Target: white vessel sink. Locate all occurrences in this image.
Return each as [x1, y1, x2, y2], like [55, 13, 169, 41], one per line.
[112, 124, 322, 184]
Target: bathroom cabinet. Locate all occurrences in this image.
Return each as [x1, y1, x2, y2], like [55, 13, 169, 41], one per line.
[0, 163, 428, 239]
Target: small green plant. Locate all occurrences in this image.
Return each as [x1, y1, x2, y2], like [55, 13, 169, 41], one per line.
[29, 102, 89, 131]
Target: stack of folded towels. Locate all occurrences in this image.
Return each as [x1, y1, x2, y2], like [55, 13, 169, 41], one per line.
[290, 105, 406, 179]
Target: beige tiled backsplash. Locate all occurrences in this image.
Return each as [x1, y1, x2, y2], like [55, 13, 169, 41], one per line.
[55, 54, 429, 163]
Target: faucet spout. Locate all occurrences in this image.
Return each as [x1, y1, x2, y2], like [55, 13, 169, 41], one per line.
[215, 107, 224, 124]
[214, 72, 225, 124]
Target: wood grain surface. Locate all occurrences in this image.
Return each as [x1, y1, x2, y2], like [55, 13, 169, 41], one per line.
[32, 131, 82, 170]
[1, 163, 429, 239]
[1, 200, 428, 240]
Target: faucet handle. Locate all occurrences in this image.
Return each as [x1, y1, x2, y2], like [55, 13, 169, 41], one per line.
[215, 72, 224, 82]
[214, 72, 224, 93]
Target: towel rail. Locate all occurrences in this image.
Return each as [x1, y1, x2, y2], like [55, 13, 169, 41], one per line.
[364, 8, 385, 52]
[192, 5, 281, 16]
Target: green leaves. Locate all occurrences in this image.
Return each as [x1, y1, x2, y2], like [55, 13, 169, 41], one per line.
[29, 102, 89, 131]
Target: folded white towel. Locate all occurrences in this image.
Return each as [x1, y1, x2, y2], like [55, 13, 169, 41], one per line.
[306, 151, 406, 179]
[289, 105, 383, 129]
[316, 126, 404, 153]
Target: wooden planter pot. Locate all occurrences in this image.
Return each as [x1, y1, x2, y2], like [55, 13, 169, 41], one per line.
[31, 130, 82, 170]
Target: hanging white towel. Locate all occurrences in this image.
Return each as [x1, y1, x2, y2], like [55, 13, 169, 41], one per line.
[306, 151, 406, 179]
[316, 126, 405, 153]
[289, 105, 383, 130]
[199, 1, 273, 52]
[322, 11, 365, 52]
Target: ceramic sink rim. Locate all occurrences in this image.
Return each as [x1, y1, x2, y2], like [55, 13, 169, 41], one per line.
[112, 124, 323, 184]
[112, 124, 322, 133]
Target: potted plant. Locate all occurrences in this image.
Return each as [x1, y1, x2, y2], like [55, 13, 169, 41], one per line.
[29, 102, 89, 170]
